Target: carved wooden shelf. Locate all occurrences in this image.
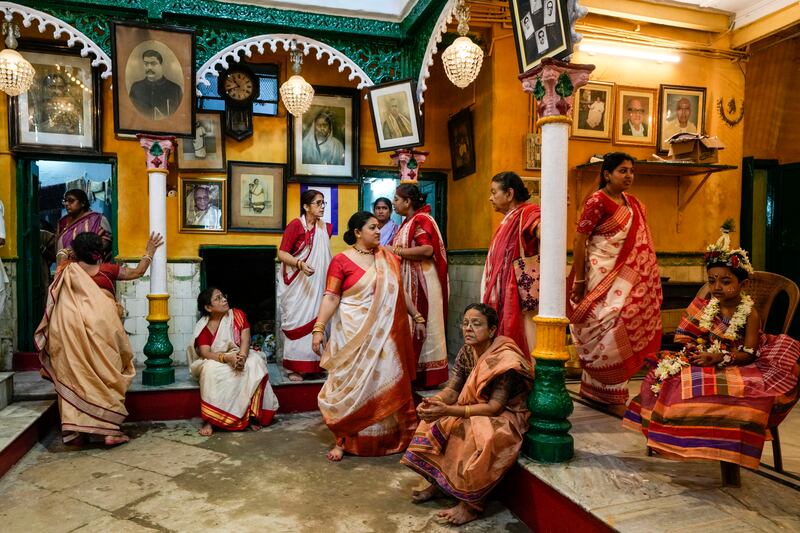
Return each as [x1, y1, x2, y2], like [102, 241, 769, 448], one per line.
[574, 161, 738, 232]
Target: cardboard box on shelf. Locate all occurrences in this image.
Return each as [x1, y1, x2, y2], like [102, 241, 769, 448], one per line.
[667, 133, 725, 163]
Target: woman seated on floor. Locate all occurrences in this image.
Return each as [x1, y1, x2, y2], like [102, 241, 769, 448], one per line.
[36, 231, 162, 446]
[623, 241, 800, 469]
[401, 303, 535, 526]
[187, 287, 279, 436]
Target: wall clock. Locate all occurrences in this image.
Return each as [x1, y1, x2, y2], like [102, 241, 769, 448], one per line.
[218, 65, 259, 141]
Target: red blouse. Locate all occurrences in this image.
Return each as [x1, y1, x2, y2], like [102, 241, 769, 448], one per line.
[279, 218, 333, 255]
[324, 253, 366, 296]
[195, 311, 250, 349]
[91, 263, 120, 295]
[576, 190, 627, 236]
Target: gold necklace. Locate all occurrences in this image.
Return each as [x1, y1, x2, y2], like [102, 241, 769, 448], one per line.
[352, 245, 375, 255]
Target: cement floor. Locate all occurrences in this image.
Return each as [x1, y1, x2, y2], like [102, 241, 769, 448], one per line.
[0, 413, 529, 533]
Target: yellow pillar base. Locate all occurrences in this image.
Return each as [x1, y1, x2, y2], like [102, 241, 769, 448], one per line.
[532, 316, 570, 361]
[146, 294, 170, 321]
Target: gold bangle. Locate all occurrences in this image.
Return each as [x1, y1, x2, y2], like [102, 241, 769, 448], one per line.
[464, 405, 471, 418]
[218, 353, 225, 363]
[142, 255, 152, 262]
[312, 322, 326, 333]
[413, 315, 426, 324]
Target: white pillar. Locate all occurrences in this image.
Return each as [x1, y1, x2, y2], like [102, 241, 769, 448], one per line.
[148, 170, 168, 295]
[538, 122, 569, 319]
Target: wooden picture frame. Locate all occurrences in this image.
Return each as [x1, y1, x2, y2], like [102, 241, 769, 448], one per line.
[177, 112, 226, 171]
[448, 107, 476, 180]
[366, 79, 424, 152]
[8, 42, 101, 154]
[111, 21, 196, 137]
[178, 176, 227, 233]
[288, 86, 359, 184]
[571, 81, 614, 141]
[508, 0, 573, 74]
[613, 86, 657, 147]
[228, 161, 287, 233]
[657, 84, 706, 152]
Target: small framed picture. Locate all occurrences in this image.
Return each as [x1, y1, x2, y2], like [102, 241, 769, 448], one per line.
[657, 84, 706, 152]
[112, 21, 196, 137]
[366, 79, 424, 152]
[521, 176, 541, 205]
[508, 0, 572, 73]
[613, 86, 657, 147]
[177, 112, 226, 171]
[228, 161, 287, 233]
[288, 86, 359, 184]
[178, 176, 226, 233]
[448, 108, 476, 180]
[8, 43, 101, 154]
[571, 81, 614, 141]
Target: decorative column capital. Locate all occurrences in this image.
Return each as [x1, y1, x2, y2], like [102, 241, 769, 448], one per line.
[137, 134, 177, 172]
[520, 58, 595, 125]
[391, 149, 429, 183]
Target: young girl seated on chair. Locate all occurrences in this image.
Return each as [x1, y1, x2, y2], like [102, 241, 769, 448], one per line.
[624, 241, 800, 469]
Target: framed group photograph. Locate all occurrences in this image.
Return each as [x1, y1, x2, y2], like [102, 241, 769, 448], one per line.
[366, 79, 424, 152]
[178, 176, 226, 233]
[657, 84, 706, 152]
[177, 112, 226, 171]
[228, 161, 286, 233]
[571, 81, 614, 141]
[8, 43, 100, 154]
[613, 86, 657, 147]
[111, 21, 196, 137]
[288, 87, 359, 184]
[508, 0, 573, 74]
[448, 107, 476, 180]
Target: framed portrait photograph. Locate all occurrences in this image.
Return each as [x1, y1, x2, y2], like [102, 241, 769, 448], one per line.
[228, 161, 286, 233]
[613, 86, 657, 147]
[657, 84, 706, 152]
[288, 87, 359, 184]
[521, 176, 541, 205]
[366, 79, 424, 152]
[178, 176, 226, 233]
[448, 107, 476, 180]
[177, 112, 226, 171]
[571, 81, 614, 141]
[112, 21, 196, 137]
[508, 0, 572, 74]
[8, 43, 100, 154]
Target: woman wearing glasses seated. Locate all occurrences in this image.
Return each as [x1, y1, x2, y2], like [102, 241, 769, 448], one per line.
[188, 287, 279, 437]
[277, 189, 333, 381]
[401, 303, 534, 525]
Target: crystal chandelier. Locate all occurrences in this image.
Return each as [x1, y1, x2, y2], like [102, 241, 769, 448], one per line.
[279, 41, 314, 116]
[442, 0, 483, 89]
[0, 21, 35, 97]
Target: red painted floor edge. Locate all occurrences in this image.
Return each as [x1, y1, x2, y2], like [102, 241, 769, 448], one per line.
[499, 464, 614, 533]
[12, 352, 41, 371]
[0, 403, 58, 479]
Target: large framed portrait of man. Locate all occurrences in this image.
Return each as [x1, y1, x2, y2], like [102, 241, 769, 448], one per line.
[288, 87, 359, 184]
[178, 176, 226, 233]
[657, 84, 706, 152]
[8, 43, 100, 154]
[112, 21, 196, 137]
[366, 79, 424, 152]
[613, 86, 657, 147]
[228, 161, 286, 233]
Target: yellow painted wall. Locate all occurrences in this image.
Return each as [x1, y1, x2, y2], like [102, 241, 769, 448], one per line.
[0, 94, 16, 260]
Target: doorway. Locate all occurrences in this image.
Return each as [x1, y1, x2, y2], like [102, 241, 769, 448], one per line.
[16, 157, 116, 351]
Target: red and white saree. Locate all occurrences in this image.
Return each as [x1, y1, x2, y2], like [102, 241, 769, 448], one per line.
[568, 191, 663, 404]
[392, 205, 449, 387]
[318, 250, 418, 456]
[278, 216, 332, 373]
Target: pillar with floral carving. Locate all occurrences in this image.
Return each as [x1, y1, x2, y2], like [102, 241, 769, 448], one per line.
[520, 58, 594, 463]
[391, 149, 429, 183]
[137, 134, 176, 386]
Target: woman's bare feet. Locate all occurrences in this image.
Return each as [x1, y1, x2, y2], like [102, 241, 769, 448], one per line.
[198, 422, 213, 436]
[437, 502, 479, 525]
[287, 372, 304, 382]
[104, 434, 130, 446]
[249, 422, 262, 431]
[326, 445, 344, 462]
[411, 482, 440, 503]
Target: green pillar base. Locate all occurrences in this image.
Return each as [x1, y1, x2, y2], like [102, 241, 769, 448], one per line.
[142, 321, 175, 386]
[524, 358, 574, 463]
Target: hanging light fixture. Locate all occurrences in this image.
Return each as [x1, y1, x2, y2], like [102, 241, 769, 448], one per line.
[279, 40, 314, 116]
[0, 21, 35, 97]
[441, 0, 483, 89]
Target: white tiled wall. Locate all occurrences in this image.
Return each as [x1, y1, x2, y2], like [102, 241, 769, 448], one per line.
[117, 261, 202, 366]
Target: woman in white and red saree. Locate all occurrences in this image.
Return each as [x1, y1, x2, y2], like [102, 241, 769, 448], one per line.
[568, 153, 663, 405]
[277, 189, 333, 381]
[482, 171, 541, 356]
[313, 212, 424, 461]
[188, 287, 279, 436]
[391, 184, 449, 388]
[36, 231, 162, 446]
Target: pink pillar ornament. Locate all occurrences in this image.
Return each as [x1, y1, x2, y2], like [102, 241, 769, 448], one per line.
[137, 134, 177, 171]
[391, 149, 429, 183]
[519, 58, 594, 122]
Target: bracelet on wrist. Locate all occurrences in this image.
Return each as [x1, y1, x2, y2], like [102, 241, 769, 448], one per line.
[218, 353, 225, 363]
[738, 345, 755, 356]
[312, 321, 326, 334]
[142, 255, 152, 262]
[464, 405, 471, 418]
[413, 314, 426, 324]
[574, 279, 586, 284]
[717, 353, 733, 367]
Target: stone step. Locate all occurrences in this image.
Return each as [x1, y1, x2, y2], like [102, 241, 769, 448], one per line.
[0, 399, 56, 478]
[0, 372, 13, 411]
